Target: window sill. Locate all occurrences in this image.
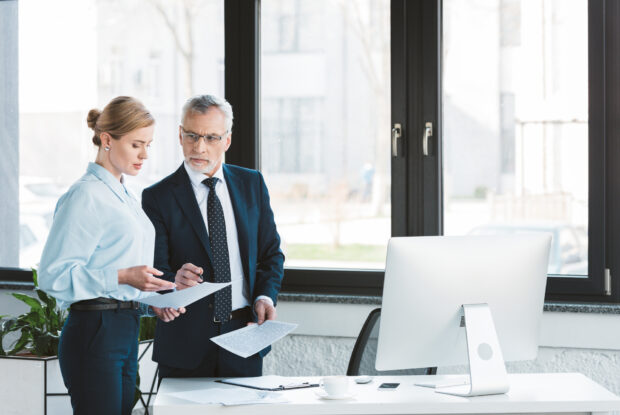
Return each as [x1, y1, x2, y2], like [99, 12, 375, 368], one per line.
[0, 282, 35, 290]
[279, 292, 620, 314]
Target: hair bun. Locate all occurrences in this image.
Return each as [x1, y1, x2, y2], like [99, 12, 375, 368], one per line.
[87, 109, 101, 130]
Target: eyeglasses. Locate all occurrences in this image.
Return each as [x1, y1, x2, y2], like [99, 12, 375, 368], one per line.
[180, 127, 229, 145]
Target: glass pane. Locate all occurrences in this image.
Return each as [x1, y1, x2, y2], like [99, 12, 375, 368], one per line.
[442, 0, 588, 276]
[261, 0, 391, 270]
[18, 0, 225, 268]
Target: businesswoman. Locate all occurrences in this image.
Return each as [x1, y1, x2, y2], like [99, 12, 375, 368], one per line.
[39, 96, 183, 415]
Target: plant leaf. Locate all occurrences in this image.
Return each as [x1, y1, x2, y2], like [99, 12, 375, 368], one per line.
[8, 331, 30, 355]
[4, 280, 67, 357]
[11, 293, 42, 312]
[35, 289, 50, 304]
[0, 318, 18, 333]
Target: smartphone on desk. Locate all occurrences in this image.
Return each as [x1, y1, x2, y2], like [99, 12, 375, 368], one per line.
[378, 382, 400, 390]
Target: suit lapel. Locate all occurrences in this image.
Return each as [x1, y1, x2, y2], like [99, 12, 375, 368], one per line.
[170, 165, 213, 263]
[223, 165, 250, 281]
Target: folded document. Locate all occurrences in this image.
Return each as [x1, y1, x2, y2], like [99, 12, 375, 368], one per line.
[139, 282, 231, 309]
[210, 320, 298, 358]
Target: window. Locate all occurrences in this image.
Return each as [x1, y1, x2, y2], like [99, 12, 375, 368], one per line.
[442, 0, 589, 278]
[260, 0, 391, 270]
[262, 98, 324, 174]
[13, 0, 225, 269]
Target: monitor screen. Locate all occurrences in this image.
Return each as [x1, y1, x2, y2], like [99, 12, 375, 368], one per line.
[376, 234, 551, 372]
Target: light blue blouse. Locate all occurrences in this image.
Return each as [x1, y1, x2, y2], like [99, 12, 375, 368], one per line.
[39, 162, 156, 310]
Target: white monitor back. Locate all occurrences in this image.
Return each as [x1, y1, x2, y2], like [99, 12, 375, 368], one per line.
[376, 234, 551, 371]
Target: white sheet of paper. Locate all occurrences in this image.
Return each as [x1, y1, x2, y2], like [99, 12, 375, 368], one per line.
[139, 282, 230, 309]
[166, 387, 289, 406]
[210, 320, 298, 358]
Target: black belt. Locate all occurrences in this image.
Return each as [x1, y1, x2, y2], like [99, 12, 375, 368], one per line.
[71, 298, 140, 311]
[214, 306, 252, 323]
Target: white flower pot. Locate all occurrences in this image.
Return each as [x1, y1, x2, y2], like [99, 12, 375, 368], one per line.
[0, 341, 158, 414]
[0, 354, 71, 415]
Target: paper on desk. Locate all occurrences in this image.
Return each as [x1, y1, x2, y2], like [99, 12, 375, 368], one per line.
[166, 387, 290, 405]
[210, 320, 298, 358]
[139, 282, 231, 309]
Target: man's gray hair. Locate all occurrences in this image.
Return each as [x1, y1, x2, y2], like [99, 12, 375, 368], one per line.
[181, 94, 234, 132]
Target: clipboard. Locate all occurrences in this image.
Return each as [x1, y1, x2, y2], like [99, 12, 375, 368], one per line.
[216, 378, 319, 391]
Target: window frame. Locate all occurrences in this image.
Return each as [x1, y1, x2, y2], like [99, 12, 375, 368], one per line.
[224, 0, 620, 303]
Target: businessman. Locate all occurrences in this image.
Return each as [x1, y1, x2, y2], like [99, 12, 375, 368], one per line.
[142, 94, 284, 378]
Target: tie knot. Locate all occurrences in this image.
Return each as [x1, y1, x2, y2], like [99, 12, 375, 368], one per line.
[202, 177, 218, 190]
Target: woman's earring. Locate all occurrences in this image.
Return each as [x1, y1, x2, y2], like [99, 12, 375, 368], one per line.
[104, 146, 110, 151]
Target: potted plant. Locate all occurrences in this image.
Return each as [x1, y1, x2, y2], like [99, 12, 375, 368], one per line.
[0, 269, 69, 415]
[0, 270, 160, 415]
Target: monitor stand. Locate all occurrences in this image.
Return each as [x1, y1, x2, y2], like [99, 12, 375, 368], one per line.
[418, 303, 510, 397]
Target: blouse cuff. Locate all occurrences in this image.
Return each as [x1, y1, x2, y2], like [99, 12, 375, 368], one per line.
[102, 267, 119, 293]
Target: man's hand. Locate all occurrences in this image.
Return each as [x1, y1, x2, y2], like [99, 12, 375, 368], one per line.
[253, 298, 276, 325]
[151, 306, 186, 322]
[174, 263, 203, 290]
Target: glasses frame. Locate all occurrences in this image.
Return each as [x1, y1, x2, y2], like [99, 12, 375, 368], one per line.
[180, 126, 229, 145]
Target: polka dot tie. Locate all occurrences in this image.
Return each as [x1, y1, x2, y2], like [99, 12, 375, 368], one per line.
[203, 177, 232, 322]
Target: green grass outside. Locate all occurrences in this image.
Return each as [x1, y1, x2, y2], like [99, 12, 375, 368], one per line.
[284, 243, 386, 263]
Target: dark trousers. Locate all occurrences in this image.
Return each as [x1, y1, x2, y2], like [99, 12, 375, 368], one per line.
[158, 315, 263, 381]
[58, 308, 140, 415]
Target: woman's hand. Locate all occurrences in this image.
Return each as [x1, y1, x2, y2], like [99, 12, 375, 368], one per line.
[151, 306, 186, 322]
[118, 266, 175, 291]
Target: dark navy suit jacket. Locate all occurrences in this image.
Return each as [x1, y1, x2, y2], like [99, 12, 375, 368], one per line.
[142, 163, 284, 369]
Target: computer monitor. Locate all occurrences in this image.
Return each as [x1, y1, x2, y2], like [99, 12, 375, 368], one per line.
[375, 234, 551, 397]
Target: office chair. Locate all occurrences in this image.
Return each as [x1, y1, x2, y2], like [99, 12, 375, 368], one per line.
[347, 308, 437, 376]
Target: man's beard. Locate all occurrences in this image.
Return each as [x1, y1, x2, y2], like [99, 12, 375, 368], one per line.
[186, 156, 218, 174]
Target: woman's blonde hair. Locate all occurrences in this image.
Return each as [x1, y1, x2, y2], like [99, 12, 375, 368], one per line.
[87, 96, 154, 146]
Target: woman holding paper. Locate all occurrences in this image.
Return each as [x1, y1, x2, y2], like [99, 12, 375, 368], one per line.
[39, 96, 185, 415]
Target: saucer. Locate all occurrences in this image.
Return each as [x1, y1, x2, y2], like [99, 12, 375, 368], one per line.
[314, 389, 355, 400]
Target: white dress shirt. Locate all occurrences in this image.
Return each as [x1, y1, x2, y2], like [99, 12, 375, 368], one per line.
[184, 162, 272, 310]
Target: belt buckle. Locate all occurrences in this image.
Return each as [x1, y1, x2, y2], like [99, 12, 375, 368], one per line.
[213, 313, 232, 323]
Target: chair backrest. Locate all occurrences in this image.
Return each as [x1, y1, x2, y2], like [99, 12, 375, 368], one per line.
[346, 308, 437, 376]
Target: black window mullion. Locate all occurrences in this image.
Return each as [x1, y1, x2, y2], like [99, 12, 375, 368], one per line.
[421, 0, 441, 237]
[399, 0, 440, 238]
[391, 0, 408, 238]
[404, 0, 425, 237]
[224, 0, 260, 170]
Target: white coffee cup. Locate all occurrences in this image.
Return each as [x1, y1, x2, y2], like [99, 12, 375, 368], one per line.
[321, 376, 350, 397]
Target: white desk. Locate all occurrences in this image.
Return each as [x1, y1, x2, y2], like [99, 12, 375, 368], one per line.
[154, 373, 620, 415]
